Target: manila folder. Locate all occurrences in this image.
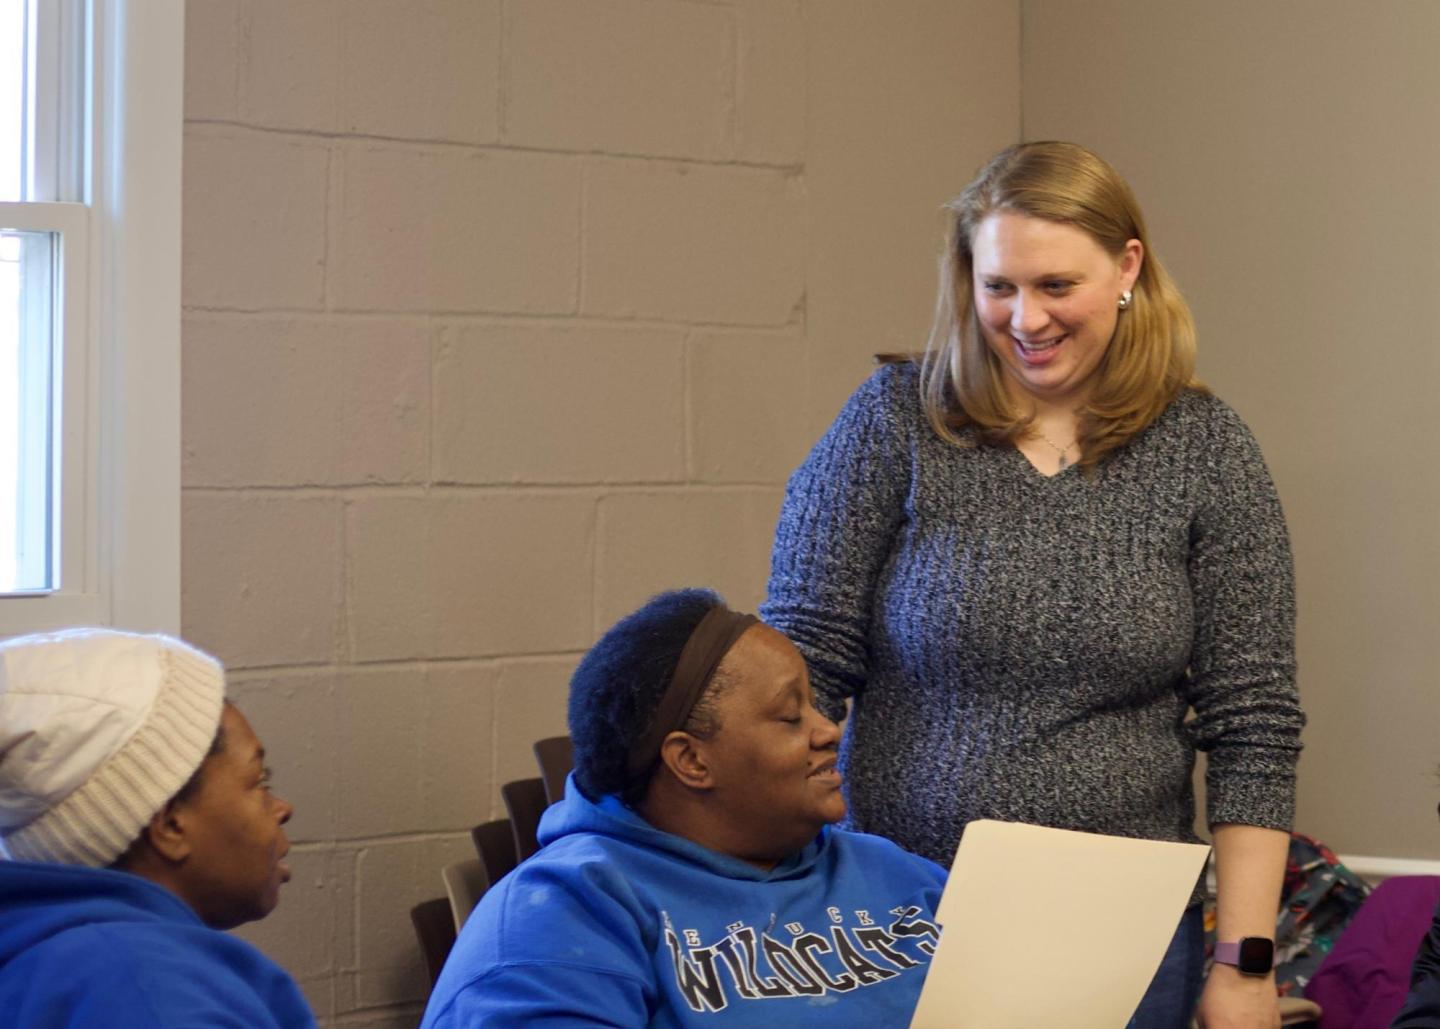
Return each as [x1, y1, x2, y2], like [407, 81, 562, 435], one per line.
[911, 819, 1210, 1028]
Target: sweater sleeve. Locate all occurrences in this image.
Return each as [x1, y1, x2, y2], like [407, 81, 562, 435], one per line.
[1183, 398, 1305, 830]
[0, 922, 313, 1028]
[420, 851, 659, 1029]
[761, 365, 914, 717]
[424, 963, 649, 1028]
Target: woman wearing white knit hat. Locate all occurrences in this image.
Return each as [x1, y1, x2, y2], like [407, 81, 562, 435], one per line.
[0, 627, 314, 1027]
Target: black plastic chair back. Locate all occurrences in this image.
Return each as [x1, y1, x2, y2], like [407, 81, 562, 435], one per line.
[470, 818, 519, 887]
[501, 777, 548, 862]
[410, 897, 456, 988]
[533, 735, 574, 806]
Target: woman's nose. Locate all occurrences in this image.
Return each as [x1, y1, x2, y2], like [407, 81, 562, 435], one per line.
[1010, 291, 1049, 335]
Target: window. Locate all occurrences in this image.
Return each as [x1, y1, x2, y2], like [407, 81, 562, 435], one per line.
[0, 227, 60, 593]
[0, 1, 181, 635]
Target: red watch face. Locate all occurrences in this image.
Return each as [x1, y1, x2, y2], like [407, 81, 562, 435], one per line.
[1237, 937, 1274, 974]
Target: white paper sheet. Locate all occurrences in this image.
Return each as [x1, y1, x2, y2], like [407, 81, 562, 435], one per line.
[911, 820, 1210, 1028]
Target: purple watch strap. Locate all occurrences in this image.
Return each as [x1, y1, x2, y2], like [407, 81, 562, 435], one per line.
[1215, 937, 1273, 974]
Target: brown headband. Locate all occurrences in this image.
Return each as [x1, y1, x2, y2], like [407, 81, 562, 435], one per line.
[623, 604, 759, 783]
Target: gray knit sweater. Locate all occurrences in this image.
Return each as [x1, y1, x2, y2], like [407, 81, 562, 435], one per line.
[762, 363, 1304, 868]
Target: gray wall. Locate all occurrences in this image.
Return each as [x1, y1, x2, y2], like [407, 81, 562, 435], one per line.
[177, 3, 1440, 1022]
[1024, 0, 1440, 859]
[181, 1, 1019, 1022]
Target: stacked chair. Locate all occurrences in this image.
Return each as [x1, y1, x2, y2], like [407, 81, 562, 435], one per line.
[410, 735, 575, 987]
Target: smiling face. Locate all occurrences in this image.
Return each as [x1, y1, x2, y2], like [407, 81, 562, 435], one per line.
[170, 704, 294, 929]
[693, 624, 845, 863]
[971, 210, 1142, 408]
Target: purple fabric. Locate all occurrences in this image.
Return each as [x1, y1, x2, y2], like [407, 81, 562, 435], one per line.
[1304, 876, 1440, 1029]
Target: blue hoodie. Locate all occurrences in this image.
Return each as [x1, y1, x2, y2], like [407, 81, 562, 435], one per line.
[422, 779, 947, 1027]
[0, 859, 315, 1028]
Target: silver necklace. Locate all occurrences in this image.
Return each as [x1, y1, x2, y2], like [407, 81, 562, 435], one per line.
[1035, 430, 1076, 470]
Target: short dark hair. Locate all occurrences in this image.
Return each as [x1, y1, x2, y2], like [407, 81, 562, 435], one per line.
[569, 588, 727, 805]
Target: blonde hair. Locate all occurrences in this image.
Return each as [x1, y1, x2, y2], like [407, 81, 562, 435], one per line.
[919, 141, 1202, 470]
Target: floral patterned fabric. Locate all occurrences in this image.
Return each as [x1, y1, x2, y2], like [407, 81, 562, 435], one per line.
[1203, 833, 1370, 997]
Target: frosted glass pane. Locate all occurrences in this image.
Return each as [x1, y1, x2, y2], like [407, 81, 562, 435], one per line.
[0, 0, 25, 202]
[0, 228, 54, 592]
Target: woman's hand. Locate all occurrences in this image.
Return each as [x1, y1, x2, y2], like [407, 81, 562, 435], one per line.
[1194, 963, 1281, 1028]
[1200, 824, 1288, 1027]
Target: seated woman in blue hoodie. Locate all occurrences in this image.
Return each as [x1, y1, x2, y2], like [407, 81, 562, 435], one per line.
[422, 589, 948, 1028]
[0, 628, 313, 1028]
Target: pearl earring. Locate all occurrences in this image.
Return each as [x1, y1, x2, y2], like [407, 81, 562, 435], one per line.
[1117, 290, 1133, 311]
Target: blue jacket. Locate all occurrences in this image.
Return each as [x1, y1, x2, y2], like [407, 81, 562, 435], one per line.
[422, 778, 947, 1027]
[0, 859, 315, 1027]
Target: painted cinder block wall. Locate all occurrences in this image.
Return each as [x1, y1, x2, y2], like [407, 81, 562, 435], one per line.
[180, 1, 1019, 1023]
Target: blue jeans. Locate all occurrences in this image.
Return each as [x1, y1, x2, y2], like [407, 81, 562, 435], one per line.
[1128, 904, 1205, 1028]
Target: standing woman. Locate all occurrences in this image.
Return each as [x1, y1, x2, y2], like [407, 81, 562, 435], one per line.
[762, 142, 1304, 1028]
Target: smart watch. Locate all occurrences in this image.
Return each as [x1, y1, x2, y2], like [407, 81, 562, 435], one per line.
[1214, 937, 1275, 976]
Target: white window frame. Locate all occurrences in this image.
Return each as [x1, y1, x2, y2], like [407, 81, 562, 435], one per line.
[0, 0, 181, 636]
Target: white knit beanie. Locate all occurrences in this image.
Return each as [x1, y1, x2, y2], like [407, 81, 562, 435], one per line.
[0, 628, 226, 867]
